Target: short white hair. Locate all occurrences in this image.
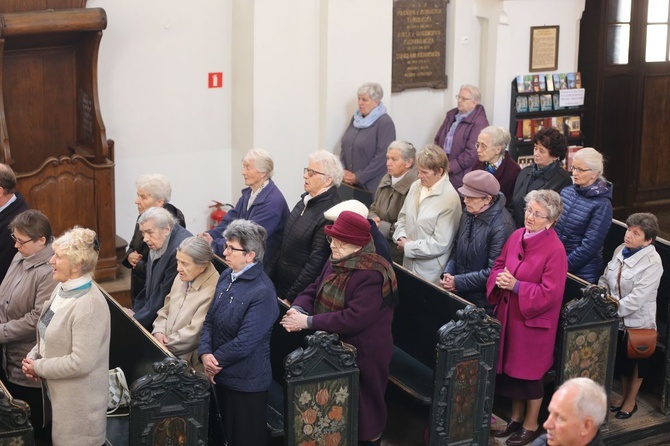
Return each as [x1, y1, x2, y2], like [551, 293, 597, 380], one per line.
[559, 378, 607, 429]
[308, 151, 344, 187]
[459, 84, 481, 103]
[138, 206, 175, 230]
[243, 148, 274, 178]
[357, 82, 384, 102]
[573, 147, 605, 179]
[136, 173, 172, 202]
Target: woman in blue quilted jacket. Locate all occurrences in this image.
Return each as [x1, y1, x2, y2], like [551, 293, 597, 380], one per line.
[554, 148, 613, 283]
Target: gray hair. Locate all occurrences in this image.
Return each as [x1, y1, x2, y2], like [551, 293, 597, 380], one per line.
[136, 173, 172, 202]
[308, 150, 344, 187]
[178, 236, 213, 266]
[223, 220, 267, 263]
[525, 189, 563, 222]
[52, 227, 99, 276]
[138, 206, 175, 230]
[559, 378, 607, 429]
[416, 144, 449, 175]
[626, 212, 659, 242]
[387, 140, 416, 163]
[357, 82, 384, 102]
[479, 126, 511, 151]
[243, 148, 274, 178]
[460, 84, 481, 103]
[573, 147, 605, 179]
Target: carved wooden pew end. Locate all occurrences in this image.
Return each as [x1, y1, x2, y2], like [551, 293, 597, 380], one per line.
[0, 381, 34, 445]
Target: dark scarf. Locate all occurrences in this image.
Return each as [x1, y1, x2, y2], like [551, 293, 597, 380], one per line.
[314, 241, 398, 314]
[530, 159, 560, 178]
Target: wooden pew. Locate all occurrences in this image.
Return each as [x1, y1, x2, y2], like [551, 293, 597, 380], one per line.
[390, 263, 501, 446]
[0, 380, 34, 445]
[337, 184, 374, 207]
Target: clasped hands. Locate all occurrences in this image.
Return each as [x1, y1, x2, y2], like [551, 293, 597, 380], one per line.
[201, 353, 222, 384]
[21, 358, 40, 382]
[495, 267, 517, 291]
[280, 308, 309, 333]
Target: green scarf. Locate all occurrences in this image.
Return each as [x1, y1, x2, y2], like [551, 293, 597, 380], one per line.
[313, 241, 398, 314]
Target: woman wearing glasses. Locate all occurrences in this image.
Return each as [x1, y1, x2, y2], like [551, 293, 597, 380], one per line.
[0, 210, 57, 440]
[433, 84, 489, 189]
[554, 148, 613, 283]
[270, 151, 342, 303]
[487, 190, 567, 446]
[511, 127, 572, 228]
[199, 220, 279, 446]
[281, 211, 397, 446]
[470, 126, 521, 207]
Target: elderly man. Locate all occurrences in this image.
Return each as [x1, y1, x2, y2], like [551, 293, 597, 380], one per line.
[0, 164, 29, 283]
[434, 84, 489, 189]
[532, 377, 607, 446]
[131, 207, 192, 330]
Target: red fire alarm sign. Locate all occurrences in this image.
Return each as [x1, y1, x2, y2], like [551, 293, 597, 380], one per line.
[208, 72, 223, 88]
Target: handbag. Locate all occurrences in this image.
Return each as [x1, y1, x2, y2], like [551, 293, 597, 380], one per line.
[108, 367, 131, 415]
[626, 327, 657, 359]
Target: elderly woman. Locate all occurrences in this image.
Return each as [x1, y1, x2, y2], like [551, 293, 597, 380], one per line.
[599, 213, 663, 420]
[487, 190, 568, 446]
[199, 220, 279, 446]
[369, 140, 418, 263]
[270, 151, 342, 303]
[471, 126, 521, 206]
[440, 171, 515, 315]
[152, 237, 219, 370]
[554, 148, 613, 283]
[123, 173, 186, 301]
[281, 211, 397, 446]
[22, 227, 110, 446]
[201, 148, 289, 264]
[340, 82, 396, 194]
[0, 210, 57, 436]
[434, 84, 490, 189]
[132, 207, 192, 330]
[511, 127, 572, 227]
[393, 144, 462, 284]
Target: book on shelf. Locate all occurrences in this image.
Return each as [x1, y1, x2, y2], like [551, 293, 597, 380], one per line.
[546, 74, 554, 91]
[551, 117, 563, 133]
[559, 73, 568, 90]
[516, 121, 524, 141]
[532, 75, 541, 92]
[539, 74, 546, 91]
[540, 94, 553, 111]
[566, 115, 581, 137]
[566, 145, 584, 171]
[553, 74, 561, 90]
[528, 94, 540, 112]
[575, 72, 582, 88]
[567, 72, 576, 89]
[516, 96, 529, 113]
[517, 155, 534, 168]
[516, 75, 526, 93]
[522, 120, 532, 141]
[524, 75, 533, 92]
[552, 93, 563, 110]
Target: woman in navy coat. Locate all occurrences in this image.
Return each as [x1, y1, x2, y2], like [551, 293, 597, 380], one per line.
[281, 211, 398, 446]
[199, 220, 279, 446]
[554, 148, 613, 283]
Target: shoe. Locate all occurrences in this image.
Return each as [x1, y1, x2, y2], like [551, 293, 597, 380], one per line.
[506, 428, 543, 446]
[493, 420, 522, 437]
[615, 404, 638, 419]
[609, 404, 621, 412]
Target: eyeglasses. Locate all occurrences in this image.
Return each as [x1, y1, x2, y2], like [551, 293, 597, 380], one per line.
[524, 208, 550, 220]
[475, 142, 494, 150]
[325, 235, 344, 246]
[223, 244, 246, 253]
[11, 233, 34, 246]
[304, 168, 328, 177]
[455, 95, 473, 102]
[569, 166, 593, 173]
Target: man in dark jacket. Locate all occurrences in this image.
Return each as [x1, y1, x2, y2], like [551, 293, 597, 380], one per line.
[441, 171, 514, 314]
[131, 207, 192, 330]
[0, 164, 29, 283]
[532, 378, 606, 446]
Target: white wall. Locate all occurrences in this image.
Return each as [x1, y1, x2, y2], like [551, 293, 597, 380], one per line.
[88, 0, 233, 238]
[85, 0, 585, 239]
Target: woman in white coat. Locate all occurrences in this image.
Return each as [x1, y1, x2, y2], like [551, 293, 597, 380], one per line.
[393, 144, 462, 284]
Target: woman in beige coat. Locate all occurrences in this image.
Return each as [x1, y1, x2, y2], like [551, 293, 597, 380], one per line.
[23, 227, 110, 446]
[0, 210, 57, 437]
[152, 237, 219, 370]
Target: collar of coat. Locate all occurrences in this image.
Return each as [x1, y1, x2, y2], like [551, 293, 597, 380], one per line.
[377, 167, 418, 195]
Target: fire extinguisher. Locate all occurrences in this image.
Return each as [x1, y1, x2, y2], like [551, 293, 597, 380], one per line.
[209, 201, 233, 230]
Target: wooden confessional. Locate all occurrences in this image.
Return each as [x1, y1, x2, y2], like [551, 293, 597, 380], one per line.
[0, 1, 117, 279]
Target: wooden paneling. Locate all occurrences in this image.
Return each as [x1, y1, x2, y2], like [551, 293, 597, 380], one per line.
[639, 75, 670, 194]
[0, 1, 86, 13]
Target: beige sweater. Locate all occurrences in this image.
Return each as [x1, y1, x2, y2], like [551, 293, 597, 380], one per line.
[152, 262, 219, 370]
[29, 281, 110, 446]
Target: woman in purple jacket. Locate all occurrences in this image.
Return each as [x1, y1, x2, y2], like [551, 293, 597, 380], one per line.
[434, 84, 490, 189]
[487, 189, 568, 446]
[281, 211, 398, 446]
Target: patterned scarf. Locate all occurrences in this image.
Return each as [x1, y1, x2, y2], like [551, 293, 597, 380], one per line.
[352, 103, 388, 129]
[314, 241, 398, 314]
[443, 112, 468, 154]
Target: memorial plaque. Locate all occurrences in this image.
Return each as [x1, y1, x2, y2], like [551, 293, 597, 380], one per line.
[392, 0, 448, 93]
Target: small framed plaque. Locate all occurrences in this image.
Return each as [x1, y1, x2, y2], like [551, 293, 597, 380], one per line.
[529, 26, 559, 72]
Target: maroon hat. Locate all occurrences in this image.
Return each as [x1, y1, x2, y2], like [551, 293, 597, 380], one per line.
[324, 210, 371, 247]
[458, 170, 500, 198]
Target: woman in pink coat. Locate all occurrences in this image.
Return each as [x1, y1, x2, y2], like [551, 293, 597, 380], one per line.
[487, 189, 568, 446]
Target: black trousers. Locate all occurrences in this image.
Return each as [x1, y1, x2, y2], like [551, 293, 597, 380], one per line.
[215, 385, 268, 446]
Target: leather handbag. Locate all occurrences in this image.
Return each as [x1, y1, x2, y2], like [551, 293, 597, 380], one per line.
[626, 328, 657, 359]
[108, 367, 131, 415]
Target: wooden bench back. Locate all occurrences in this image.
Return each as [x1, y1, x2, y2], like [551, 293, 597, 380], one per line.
[0, 380, 34, 445]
